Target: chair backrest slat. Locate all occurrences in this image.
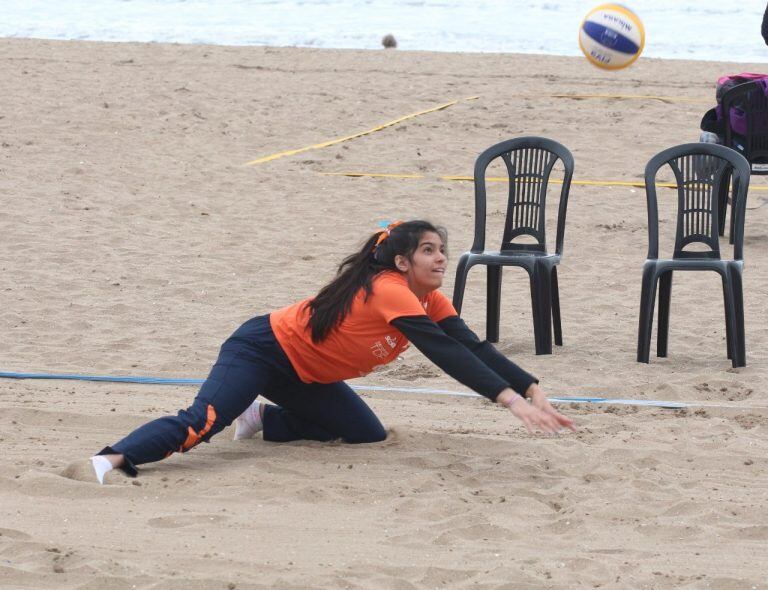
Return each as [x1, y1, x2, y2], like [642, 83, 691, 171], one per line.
[644, 143, 751, 262]
[471, 137, 574, 255]
[670, 154, 727, 257]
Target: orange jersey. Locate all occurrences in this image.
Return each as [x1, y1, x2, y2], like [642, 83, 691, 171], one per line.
[269, 271, 457, 383]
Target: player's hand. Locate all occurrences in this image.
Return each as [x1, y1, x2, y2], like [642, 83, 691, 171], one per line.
[526, 383, 577, 432]
[496, 386, 576, 434]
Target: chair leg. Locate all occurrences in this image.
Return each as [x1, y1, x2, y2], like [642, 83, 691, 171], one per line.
[721, 273, 734, 361]
[637, 263, 658, 363]
[657, 271, 673, 357]
[532, 263, 553, 355]
[451, 254, 472, 315]
[551, 266, 562, 346]
[730, 267, 746, 367]
[728, 170, 737, 245]
[528, 268, 542, 354]
[486, 265, 502, 343]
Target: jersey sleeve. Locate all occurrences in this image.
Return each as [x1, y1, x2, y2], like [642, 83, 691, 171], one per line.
[424, 289, 458, 323]
[371, 274, 430, 323]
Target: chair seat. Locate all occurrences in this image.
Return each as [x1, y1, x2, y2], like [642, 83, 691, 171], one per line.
[482, 249, 557, 258]
[463, 250, 560, 268]
[455, 250, 563, 354]
[645, 258, 742, 273]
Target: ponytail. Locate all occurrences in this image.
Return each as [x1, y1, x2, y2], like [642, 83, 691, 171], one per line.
[306, 220, 447, 342]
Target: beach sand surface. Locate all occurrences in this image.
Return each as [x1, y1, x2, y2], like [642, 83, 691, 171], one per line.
[1, 38, 768, 588]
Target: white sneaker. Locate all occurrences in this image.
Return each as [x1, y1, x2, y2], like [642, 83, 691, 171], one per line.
[233, 401, 263, 440]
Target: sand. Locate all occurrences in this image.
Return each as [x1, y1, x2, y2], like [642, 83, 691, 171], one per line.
[1, 37, 768, 589]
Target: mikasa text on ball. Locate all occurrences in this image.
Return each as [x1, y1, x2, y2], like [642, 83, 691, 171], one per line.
[579, 4, 645, 70]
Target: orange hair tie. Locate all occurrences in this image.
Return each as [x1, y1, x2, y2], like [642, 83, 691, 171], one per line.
[373, 220, 404, 251]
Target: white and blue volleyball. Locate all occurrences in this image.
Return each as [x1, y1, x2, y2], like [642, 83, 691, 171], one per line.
[579, 4, 645, 70]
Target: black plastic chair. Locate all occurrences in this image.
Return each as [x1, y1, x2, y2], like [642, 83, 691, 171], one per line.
[637, 143, 751, 368]
[721, 80, 768, 175]
[452, 137, 574, 354]
[717, 81, 768, 241]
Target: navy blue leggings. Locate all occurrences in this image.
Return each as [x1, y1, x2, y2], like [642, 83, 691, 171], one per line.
[102, 315, 387, 475]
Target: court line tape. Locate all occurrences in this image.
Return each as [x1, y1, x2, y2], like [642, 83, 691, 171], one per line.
[245, 96, 479, 165]
[245, 92, 708, 166]
[544, 93, 710, 104]
[319, 172, 768, 192]
[0, 371, 762, 411]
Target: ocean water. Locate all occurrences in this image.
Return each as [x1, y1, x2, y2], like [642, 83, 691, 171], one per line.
[1, 0, 767, 62]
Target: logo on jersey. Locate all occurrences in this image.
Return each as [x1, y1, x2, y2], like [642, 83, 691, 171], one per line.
[370, 341, 389, 359]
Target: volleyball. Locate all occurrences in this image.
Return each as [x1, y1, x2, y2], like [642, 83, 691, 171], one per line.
[579, 4, 645, 70]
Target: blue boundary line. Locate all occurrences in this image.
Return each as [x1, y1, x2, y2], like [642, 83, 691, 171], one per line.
[0, 371, 204, 386]
[0, 370, 704, 409]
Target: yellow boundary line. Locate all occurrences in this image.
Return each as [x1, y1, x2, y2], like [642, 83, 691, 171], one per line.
[443, 176, 687, 189]
[245, 96, 479, 165]
[245, 93, 708, 166]
[544, 93, 709, 104]
[320, 171, 768, 191]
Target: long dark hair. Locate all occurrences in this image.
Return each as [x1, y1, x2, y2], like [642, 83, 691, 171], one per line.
[306, 220, 447, 343]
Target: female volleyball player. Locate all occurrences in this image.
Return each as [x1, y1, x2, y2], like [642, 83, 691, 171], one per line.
[91, 220, 575, 483]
